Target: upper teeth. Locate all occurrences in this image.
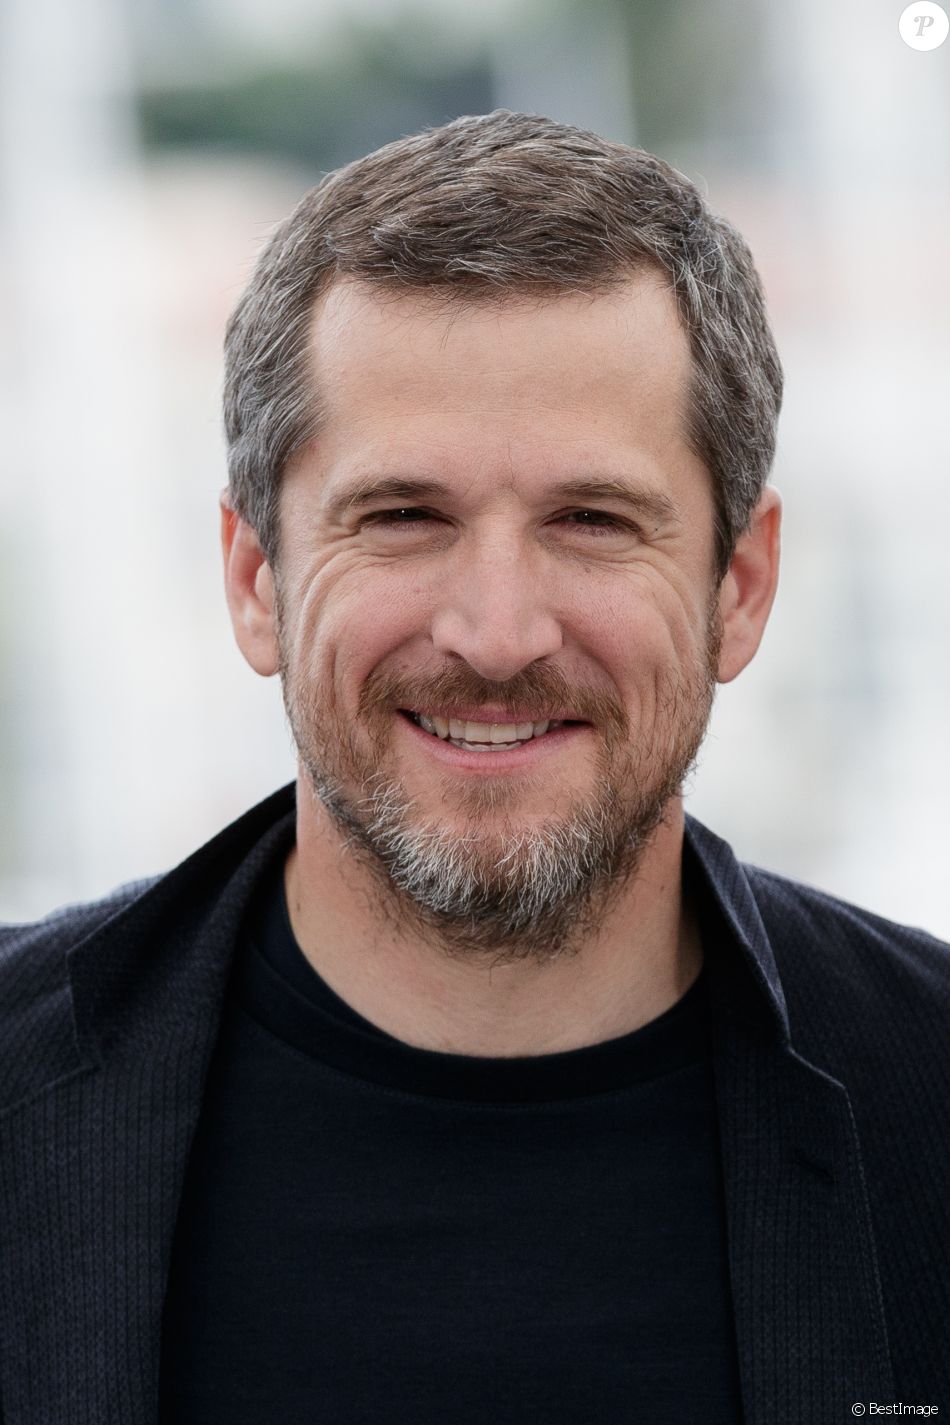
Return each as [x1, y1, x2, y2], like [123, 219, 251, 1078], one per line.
[414, 714, 559, 743]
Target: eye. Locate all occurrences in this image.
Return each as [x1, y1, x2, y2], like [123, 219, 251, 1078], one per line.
[363, 508, 635, 539]
[559, 510, 632, 538]
[364, 507, 433, 527]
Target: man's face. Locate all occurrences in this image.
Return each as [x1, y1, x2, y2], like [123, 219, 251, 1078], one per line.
[271, 274, 723, 964]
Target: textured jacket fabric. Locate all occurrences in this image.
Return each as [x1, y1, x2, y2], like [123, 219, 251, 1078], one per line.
[0, 781, 947, 1423]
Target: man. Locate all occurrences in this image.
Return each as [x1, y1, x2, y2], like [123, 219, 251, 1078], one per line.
[0, 111, 947, 1425]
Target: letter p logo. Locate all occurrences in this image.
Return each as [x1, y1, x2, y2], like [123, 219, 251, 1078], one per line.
[899, 1, 949, 47]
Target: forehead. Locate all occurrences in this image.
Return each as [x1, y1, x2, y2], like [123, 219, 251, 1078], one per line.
[306, 273, 692, 437]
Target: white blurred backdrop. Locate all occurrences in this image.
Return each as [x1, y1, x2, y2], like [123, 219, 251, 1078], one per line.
[1, 0, 948, 938]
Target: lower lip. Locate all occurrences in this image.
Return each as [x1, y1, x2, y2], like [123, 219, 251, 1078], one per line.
[397, 711, 591, 771]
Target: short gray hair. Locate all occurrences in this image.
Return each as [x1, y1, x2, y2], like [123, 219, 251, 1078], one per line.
[224, 110, 783, 579]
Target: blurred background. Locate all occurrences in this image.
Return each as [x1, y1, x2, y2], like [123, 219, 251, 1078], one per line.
[1, 0, 948, 937]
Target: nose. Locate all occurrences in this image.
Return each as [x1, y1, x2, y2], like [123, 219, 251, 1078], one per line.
[428, 538, 564, 682]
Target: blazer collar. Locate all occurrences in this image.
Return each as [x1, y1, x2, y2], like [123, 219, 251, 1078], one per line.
[683, 812, 791, 1045]
[63, 787, 791, 1067]
[65, 781, 298, 1066]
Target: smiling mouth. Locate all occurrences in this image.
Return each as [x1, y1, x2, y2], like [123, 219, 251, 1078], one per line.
[398, 709, 587, 751]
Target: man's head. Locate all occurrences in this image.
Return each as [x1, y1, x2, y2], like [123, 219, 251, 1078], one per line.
[224, 110, 782, 583]
[220, 112, 782, 965]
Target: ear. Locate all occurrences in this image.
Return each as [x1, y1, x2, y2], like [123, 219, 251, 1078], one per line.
[220, 489, 280, 677]
[716, 486, 782, 684]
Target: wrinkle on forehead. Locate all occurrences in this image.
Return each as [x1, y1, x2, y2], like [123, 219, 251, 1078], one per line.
[302, 272, 693, 450]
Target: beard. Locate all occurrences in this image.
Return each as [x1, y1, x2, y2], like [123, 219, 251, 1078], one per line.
[276, 590, 721, 969]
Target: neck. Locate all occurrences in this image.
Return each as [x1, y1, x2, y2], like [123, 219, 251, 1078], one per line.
[283, 772, 702, 1058]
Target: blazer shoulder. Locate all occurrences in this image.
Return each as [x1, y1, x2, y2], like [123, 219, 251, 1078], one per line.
[0, 876, 161, 997]
[746, 861, 949, 961]
[0, 877, 164, 1110]
[743, 861, 950, 1034]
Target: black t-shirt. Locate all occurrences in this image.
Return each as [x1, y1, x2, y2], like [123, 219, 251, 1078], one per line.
[158, 847, 744, 1423]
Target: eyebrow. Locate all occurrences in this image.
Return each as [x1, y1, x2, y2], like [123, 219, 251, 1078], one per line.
[324, 476, 678, 527]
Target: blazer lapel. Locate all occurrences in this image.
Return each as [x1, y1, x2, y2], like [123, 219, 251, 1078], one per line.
[0, 792, 296, 1424]
[712, 1013, 896, 1421]
[0, 1018, 223, 1423]
[690, 818, 896, 1421]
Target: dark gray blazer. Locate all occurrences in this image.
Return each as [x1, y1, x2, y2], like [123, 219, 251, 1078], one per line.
[1, 782, 948, 1423]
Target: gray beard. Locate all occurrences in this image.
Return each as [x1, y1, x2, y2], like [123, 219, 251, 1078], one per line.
[278, 609, 720, 969]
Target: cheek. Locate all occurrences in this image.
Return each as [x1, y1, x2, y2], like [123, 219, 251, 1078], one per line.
[603, 583, 703, 673]
[320, 577, 429, 708]
[281, 556, 396, 662]
[606, 587, 712, 723]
